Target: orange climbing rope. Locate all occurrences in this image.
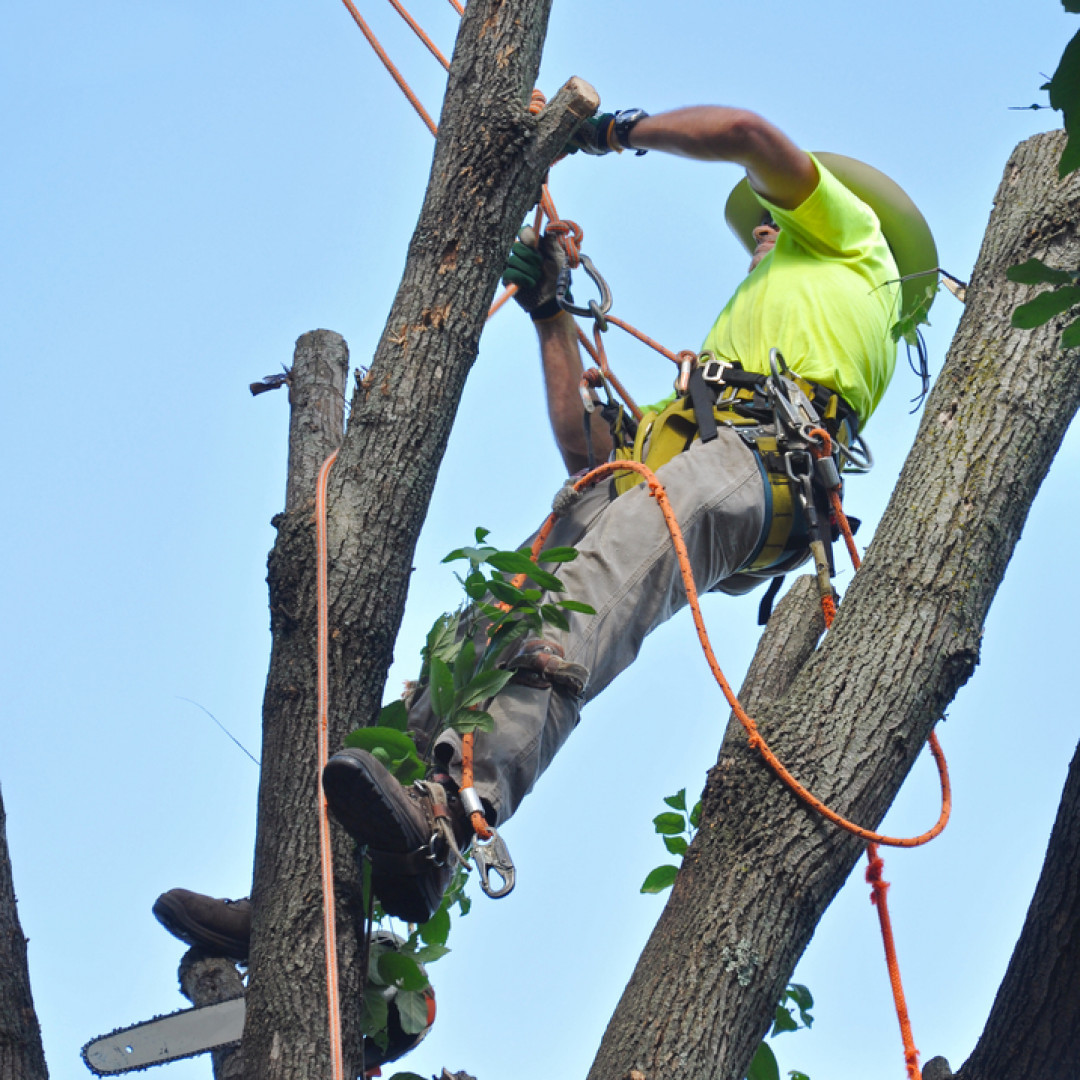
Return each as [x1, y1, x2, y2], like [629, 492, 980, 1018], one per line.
[315, 450, 346, 1080]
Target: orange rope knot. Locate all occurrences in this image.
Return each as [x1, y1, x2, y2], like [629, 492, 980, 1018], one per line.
[528, 89, 547, 114]
[544, 216, 583, 266]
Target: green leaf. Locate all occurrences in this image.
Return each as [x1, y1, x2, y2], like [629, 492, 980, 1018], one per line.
[540, 604, 571, 632]
[453, 638, 476, 691]
[359, 987, 389, 1037]
[456, 668, 514, 709]
[394, 989, 433, 1035]
[463, 570, 488, 601]
[663, 835, 689, 857]
[640, 864, 679, 893]
[536, 545, 580, 563]
[474, 526, 491, 544]
[429, 656, 455, 718]
[377, 699, 409, 732]
[1049, 27, 1080, 176]
[785, 983, 814, 1018]
[653, 812, 686, 835]
[377, 951, 429, 992]
[387, 1073, 429, 1080]
[412, 943, 451, 963]
[418, 905, 451, 947]
[664, 788, 688, 811]
[424, 612, 460, 663]
[1062, 315, 1080, 349]
[449, 709, 495, 734]
[342, 727, 425, 785]
[1012, 284, 1080, 328]
[1006, 258, 1078, 286]
[486, 552, 565, 591]
[689, 800, 703, 830]
[557, 599, 596, 615]
[487, 577, 528, 606]
[788, 1072, 811, 1080]
[746, 1041, 780, 1080]
[771, 1005, 799, 1036]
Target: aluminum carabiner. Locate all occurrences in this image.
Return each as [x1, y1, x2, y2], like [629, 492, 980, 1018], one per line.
[472, 827, 516, 899]
[555, 253, 614, 332]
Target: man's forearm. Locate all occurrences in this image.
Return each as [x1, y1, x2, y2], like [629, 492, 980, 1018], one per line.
[536, 312, 613, 474]
[626, 106, 817, 209]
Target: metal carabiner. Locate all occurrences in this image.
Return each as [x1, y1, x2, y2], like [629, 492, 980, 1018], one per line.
[556, 254, 614, 331]
[471, 827, 516, 899]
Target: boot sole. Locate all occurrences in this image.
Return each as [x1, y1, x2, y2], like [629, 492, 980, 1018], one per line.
[322, 749, 446, 923]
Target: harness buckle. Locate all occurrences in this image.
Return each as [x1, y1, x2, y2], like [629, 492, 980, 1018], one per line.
[472, 827, 516, 899]
[700, 356, 733, 385]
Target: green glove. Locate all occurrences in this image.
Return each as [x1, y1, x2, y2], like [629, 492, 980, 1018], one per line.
[501, 227, 567, 319]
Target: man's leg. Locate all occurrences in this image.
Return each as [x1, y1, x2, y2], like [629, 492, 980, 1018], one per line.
[430, 429, 767, 822]
[323, 429, 766, 919]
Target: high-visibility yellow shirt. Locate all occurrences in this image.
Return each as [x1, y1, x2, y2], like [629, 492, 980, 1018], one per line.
[699, 155, 900, 425]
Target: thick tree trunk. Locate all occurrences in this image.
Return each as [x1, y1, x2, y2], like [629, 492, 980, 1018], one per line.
[241, 2, 597, 1075]
[0, 784, 48, 1080]
[588, 130, 1080, 1080]
[955, 738, 1080, 1080]
[179, 951, 245, 1080]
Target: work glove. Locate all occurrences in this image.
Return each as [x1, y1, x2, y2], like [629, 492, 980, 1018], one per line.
[502, 226, 567, 320]
[567, 108, 649, 156]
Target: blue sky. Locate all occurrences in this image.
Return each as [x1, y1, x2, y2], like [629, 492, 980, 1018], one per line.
[2, 2, 1076, 1078]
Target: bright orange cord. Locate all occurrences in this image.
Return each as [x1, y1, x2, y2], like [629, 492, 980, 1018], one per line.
[315, 450, 345, 1080]
[382, 0, 451, 69]
[339, 0, 438, 135]
[529, 459, 951, 849]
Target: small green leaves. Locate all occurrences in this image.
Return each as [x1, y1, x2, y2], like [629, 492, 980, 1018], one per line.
[641, 787, 702, 893]
[1007, 258, 1079, 287]
[343, 726, 426, 785]
[639, 864, 679, 894]
[652, 812, 686, 835]
[394, 990, 432, 1035]
[1048, 26, 1080, 176]
[889, 283, 936, 347]
[746, 1042, 780, 1080]
[377, 950, 428, 992]
[663, 788, 687, 811]
[1012, 284, 1080, 328]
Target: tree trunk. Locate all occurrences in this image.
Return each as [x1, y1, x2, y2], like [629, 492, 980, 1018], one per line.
[588, 129, 1080, 1080]
[179, 951, 245, 1080]
[955, 738, 1080, 1080]
[0, 783, 48, 1080]
[241, 2, 597, 1075]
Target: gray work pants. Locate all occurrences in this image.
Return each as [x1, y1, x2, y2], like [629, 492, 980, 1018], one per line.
[408, 428, 768, 825]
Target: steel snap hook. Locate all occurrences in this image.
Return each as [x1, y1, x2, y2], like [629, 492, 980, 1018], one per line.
[472, 827, 516, 899]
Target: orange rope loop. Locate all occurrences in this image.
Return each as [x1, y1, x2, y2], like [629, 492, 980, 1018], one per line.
[315, 450, 345, 1080]
[528, 89, 547, 114]
[530, 458, 952, 849]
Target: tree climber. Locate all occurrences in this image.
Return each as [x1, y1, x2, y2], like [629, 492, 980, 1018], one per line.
[317, 104, 939, 924]
[155, 104, 936, 944]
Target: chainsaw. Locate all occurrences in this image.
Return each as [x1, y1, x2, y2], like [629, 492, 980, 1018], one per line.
[82, 982, 436, 1075]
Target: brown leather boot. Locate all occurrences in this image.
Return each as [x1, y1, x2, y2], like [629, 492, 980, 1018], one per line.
[322, 748, 472, 924]
[152, 889, 252, 960]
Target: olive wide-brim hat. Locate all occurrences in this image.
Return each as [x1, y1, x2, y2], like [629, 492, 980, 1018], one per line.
[724, 152, 938, 322]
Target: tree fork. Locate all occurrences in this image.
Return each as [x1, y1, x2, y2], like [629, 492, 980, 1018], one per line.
[588, 130, 1080, 1080]
[242, 0, 597, 1073]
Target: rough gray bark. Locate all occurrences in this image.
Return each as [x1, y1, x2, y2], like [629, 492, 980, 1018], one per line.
[587, 129, 1080, 1080]
[0, 783, 48, 1080]
[178, 951, 245, 1080]
[241, 2, 597, 1074]
[955, 738, 1080, 1080]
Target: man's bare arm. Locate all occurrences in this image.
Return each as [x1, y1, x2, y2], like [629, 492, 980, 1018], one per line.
[535, 312, 613, 474]
[626, 106, 817, 209]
